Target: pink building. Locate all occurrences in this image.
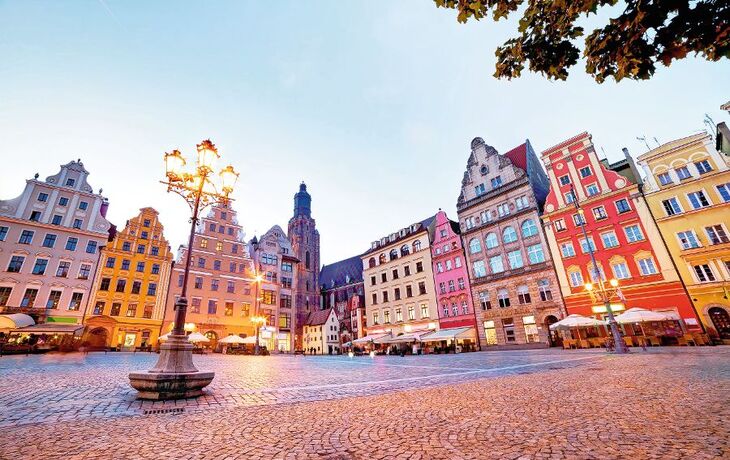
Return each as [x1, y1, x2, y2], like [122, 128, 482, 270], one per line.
[429, 210, 478, 335]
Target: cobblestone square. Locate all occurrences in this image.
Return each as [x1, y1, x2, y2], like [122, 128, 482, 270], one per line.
[0, 347, 728, 459]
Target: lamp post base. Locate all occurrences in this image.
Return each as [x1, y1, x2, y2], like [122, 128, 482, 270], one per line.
[128, 335, 214, 400]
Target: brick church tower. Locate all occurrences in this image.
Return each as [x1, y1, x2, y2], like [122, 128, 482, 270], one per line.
[288, 182, 320, 349]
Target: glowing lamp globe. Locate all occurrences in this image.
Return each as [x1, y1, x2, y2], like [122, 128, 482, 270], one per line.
[196, 139, 219, 170]
[164, 150, 186, 180]
[219, 165, 239, 194]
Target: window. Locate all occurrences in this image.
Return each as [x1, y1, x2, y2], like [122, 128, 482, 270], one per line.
[37, 192, 49, 202]
[448, 280, 455, 292]
[151, 264, 160, 275]
[381, 273, 387, 283]
[116, 279, 126, 292]
[677, 231, 701, 250]
[68, 292, 83, 311]
[592, 206, 608, 220]
[150, 246, 159, 256]
[418, 281, 427, 295]
[523, 315, 539, 343]
[93, 301, 105, 315]
[135, 261, 145, 273]
[83, 241, 97, 254]
[59, 197, 69, 206]
[490, 176, 502, 188]
[213, 260, 221, 271]
[416, 262, 423, 273]
[521, 220, 538, 238]
[280, 294, 292, 308]
[19, 230, 34, 244]
[29, 211, 41, 222]
[579, 166, 592, 177]
[497, 289, 510, 308]
[7, 255, 25, 273]
[406, 285, 413, 297]
[383, 310, 390, 324]
[32, 258, 48, 275]
[389, 249, 399, 261]
[624, 225, 644, 242]
[706, 225, 729, 245]
[717, 183, 730, 202]
[200, 238, 208, 249]
[507, 250, 523, 269]
[455, 257, 462, 268]
[395, 308, 403, 322]
[191, 298, 201, 313]
[136, 244, 146, 254]
[79, 201, 88, 211]
[469, 238, 482, 254]
[105, 257, 116, 269]
[497, 203, 510, 217]
[560, 242, 576, 257]
[420, 303, 429, 318]
[131, 281, 141, 294]
[612, 261, 630, 279]
[216, 242, 223, 251]
[208, 300, 217, 314]
[78, 264, 91, 280]
[211, 279, 219, 291]
[693, 264, 716, 282]
[464, 217, 475, 230]
[564, 191, 575, 204]
[20, 288, 38, 307]
[537, 279, 552, 301]
[554, 219, 566, 231]
[401, 244, 410, 256]
[56, 261, 70, 277]
[224, 302, 234, 317]
[262, 290, 276, 305]
[143, 304, 154, 319]
[662, 198, 683, 216]
[121, 259, 130, 270]
[559, 175, 571, 186]
[445, 260, 452, 271]
[579, 237, 596, 253]
[675, 166, 691, 180]
[65, 237, 78, 251]
[372, 312, 379, 325]
[489, 256, 504, 274]
[227, 281, 235, 293]
[370, 275, 376, 286]
[371, 293, 378, 305]
[475, 183, 486, 196]
[125, 303, 137, 317]
[572, 213, 585, 226]
[615, 199, 631, 214]
[51, 215, 62, 225]
[73, 219, 83, 229]
[517, 285, 531, 304]
[695, 159, 713, 175]
[240, 302, 250, 317]
[0, 226, 7, 241]
[515, 196, 529, 210]
[586, 184, 599, 196]
[502, 226, 517, 243]
[99, 278, 111, 291]
[147, 283, 157, 296]
[687, 191, 710, 209]
[382, 291, 389, 303]
[527, 244, 545, 264]
[197, 257, 206, 268]
[436, 262, 443, 274]
[568, 270, 583, 287]
[638, 257, 658, 275]
[408, 305, 415, 320]
[40, 233, 57, 248]
[478, 291, 491, 310]
[110, 303, 121, 316]
[601, 232, 619, 248]
[657, 172, 673, 186]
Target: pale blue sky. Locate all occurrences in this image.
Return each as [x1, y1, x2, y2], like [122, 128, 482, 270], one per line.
[1, 1, 727, 265]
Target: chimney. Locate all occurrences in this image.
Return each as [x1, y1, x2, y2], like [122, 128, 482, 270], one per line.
[100, 198, 109, 218]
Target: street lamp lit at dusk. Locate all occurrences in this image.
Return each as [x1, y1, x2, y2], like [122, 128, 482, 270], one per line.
[129, 139, 239, 400]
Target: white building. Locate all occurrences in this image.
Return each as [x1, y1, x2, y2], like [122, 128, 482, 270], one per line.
[302, 308, 339, 354]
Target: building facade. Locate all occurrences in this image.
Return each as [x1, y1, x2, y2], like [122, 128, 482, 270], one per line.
[320, 255, 366, 345]
[361, 217, 439, 338]
[540, 132, 700, 328]
[302, 308, 339, 354]
[457, 138, 565, 348]
[84, 208, 172, 349]
[287, 183, 320, 350]
[162, 203, 256, 348]
[636, 132, 730, 342]
[0, 160, 112, 328]
[429, 210, 478, 334]
[249, 225, 299, 352]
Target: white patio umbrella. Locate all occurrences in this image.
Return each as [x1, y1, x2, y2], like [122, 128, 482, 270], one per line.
[549, 314, 606, 331]
[158, 332, 171, 341]
[614, 308, 669, 324]
[218, 335, 246, 345]
[187, 332, 210, 343]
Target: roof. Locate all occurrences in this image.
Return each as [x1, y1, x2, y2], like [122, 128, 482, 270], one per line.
[504, 142, 527, 171]
[305, 308, 335, 326]
[362, 214, 437, 256]
[320, 255, 363, 290]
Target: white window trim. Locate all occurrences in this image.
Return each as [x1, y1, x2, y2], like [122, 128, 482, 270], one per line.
[686, 189, 714, 209]
[675, 230, 702, 250]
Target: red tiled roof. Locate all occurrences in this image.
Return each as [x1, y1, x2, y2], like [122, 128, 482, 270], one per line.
[504, 143, 527, 171]
[305, 308, 334, 326]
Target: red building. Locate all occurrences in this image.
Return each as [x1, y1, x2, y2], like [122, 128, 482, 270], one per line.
[540, 132, 700, 328]
[429, 210, 478, 333]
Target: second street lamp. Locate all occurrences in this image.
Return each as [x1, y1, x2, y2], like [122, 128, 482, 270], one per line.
[129, 139, 240, 399]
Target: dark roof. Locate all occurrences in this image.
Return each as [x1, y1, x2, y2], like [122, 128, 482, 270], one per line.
[504, 143, 527, 171]
[320, 255, 363, 290]
[362, 214, 437, 256]
[305, 308, 334, 326]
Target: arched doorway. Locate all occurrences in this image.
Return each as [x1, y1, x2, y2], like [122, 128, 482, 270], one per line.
[204, 331, 218, 349]
[709, 307, 730, 340]
[545, 315, 561, 347]
[87, 327, 109, 348]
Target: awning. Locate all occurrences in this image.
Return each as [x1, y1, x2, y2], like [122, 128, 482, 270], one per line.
[352, 333, 390, 344]
[0, 313, 35, 330]
[13, 323, 84, 335]
[383, 330, 433, 343]
[420, 327, 475, 342]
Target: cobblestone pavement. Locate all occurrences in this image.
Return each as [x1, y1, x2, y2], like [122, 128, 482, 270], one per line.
[0, 347, 728, 459]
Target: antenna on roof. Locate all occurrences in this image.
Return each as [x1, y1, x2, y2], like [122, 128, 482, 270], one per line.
[653, 137, 661, 147]
[636, 136, 651, 150]
[600, 147, 607, 160]
[704, 114, 717, 137]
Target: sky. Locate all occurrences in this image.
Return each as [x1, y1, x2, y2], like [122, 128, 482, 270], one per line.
[1, 1, 727, 265]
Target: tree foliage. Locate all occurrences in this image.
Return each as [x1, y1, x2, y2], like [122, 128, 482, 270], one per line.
[434, 0, 729, 82]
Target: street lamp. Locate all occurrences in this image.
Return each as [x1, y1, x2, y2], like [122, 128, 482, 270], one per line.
[569, 185, 628, 354]
[129, 139, 239, 399]
[251, 315, 267, 355]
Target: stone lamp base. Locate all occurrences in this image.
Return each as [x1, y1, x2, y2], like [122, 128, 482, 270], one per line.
[128, 335, 214, 400]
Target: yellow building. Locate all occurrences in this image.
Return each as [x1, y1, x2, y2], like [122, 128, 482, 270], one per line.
[83, 208, 172, 349]
[637, 133, 730, 343]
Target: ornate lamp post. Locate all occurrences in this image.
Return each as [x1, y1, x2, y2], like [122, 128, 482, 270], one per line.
[569, 185, 628, 354]
[129, 139, 239, 399]
[252, 272, 264, 355]
[252, 315, 267, 355]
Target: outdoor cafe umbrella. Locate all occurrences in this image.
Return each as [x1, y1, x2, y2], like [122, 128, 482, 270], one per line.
[549, 314, 606, 331]
[218, 335, 247, 345]
[187, 332, 210, 343]
[614, 307, 670, 339]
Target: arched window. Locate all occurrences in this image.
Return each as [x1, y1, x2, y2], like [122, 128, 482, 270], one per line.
[400, 244, 410, 256]
[305, 251, 310, 269]
[389, 249, 399, 260]
[368, 257, 376, 268]
[413, 240, 422, 252]
[502, 226, 517, 243]
[469, 238, 482, 254]
[521, 219, 538, 238]
[537, 279, 552, 301]
[379, 253, 386, 264]
[485, 232, 498, 249]
[517, 285, 531, 304]
[497, 289, 510, 308]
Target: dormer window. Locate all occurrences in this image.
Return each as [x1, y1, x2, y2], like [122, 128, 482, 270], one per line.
[65, 178, 76, 187]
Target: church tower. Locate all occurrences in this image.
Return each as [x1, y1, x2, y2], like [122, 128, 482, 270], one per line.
[288, 182, 320, 349]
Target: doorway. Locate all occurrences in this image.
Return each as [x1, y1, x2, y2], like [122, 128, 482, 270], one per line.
[709, 307, 730, 340]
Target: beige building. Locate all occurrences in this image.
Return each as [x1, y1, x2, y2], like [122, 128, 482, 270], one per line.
[302, 308, 339, 354]
[361, 216, 439, 339]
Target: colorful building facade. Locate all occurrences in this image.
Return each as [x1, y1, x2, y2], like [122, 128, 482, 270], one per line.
[429, 210, 478, 334]
[0, 160, 112, 331]
[162, 203, 256, 348]
[457, 138, 565, 348]
[540, 132, 700, 328]
[84, 207, 172, 349]
[302, 307, 339, 354]
[320, 255, 366, 344]
[361, 216, 440, 339]
[636, 132, 730, 342]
